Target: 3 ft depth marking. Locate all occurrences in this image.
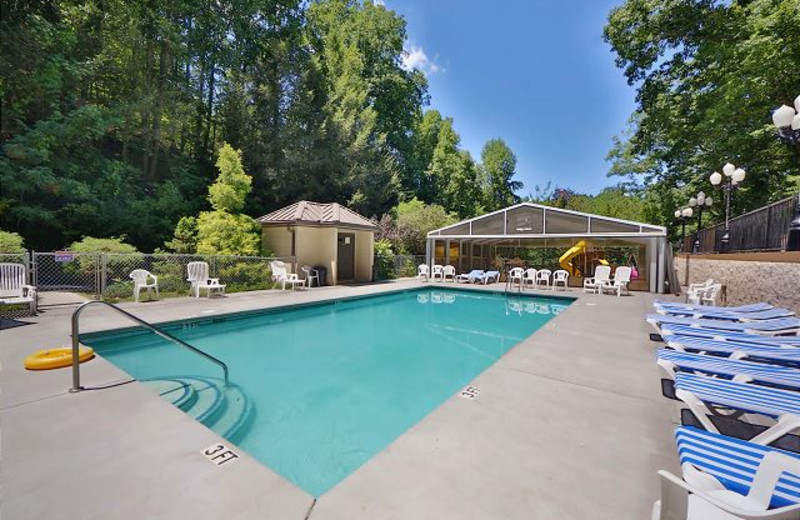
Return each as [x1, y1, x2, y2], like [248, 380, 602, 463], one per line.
[202, 443, 240, 467]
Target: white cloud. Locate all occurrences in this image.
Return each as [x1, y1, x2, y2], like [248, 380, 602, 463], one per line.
[401, 46, 443, 75]
[372, 0, 385, 6]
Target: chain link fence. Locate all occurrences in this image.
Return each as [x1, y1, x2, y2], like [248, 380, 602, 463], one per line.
[1, 253, 296, 315]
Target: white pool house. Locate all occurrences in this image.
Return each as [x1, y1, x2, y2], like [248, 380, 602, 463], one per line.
[425, 203, 669, 292]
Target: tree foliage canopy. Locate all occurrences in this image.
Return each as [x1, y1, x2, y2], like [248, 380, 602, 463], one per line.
[0, 0, 523, 252]
[604, 0, 800, 235]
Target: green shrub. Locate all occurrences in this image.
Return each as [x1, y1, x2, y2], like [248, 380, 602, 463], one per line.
[65, 236, 141, 276]
[398, 258, 417, 278]
[103, 280, 134, 301]
[0, 230, 25, 253]
[374, 239, 396, 280]
[217, 261, 273, 292]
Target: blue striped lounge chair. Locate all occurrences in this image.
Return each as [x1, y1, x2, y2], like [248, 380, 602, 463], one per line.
[654, 301, 775, 313]
[646, 314, 800, 336]
[653, 426, 800, 520]
[657, 307, 796, 322]
[673, 373, 800, 446]
[665, 335, 800, 366]
[660, 325, 800, 348]
[656, 349, 800, 389]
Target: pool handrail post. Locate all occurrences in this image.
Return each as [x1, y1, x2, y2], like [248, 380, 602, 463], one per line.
[70, 300, 229, 393]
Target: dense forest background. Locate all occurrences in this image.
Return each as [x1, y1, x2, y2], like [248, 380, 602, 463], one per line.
[1, 0, 798, 255]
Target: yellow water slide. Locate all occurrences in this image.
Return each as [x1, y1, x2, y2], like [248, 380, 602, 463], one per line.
[559, 240, 586, 276]
[559, 240, 609, 276]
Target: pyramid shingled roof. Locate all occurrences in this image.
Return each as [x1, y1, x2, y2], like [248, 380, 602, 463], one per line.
[257, 201, 379, 230]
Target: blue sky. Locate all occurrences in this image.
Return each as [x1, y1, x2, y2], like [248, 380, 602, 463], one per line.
[389, 0, 637, 196]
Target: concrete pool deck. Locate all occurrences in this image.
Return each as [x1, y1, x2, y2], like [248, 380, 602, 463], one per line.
[1, 281, 679, 520]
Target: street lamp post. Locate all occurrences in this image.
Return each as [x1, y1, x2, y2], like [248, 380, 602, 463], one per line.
[689, 192, 713, 253]
[771, 94, 800, 251]
[674, 207, 694, 252]
[710, 163, 746, 252]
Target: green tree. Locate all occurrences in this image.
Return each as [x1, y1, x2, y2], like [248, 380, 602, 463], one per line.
[481, 138, 523, 211]
[604, 0, 800, 231]
[393, 198, 457, 254]
[195, 143, 261, 256]
[164, 216, 198, 254]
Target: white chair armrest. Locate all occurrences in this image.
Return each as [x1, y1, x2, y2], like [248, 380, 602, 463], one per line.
[150, 274, 158, 284]
[22, 285, 37, 296]
[657, 469, 800, 520]
[207, 278, 220, 286]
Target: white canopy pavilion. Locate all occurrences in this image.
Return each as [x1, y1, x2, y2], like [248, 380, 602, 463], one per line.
[426, 202, 669, 292]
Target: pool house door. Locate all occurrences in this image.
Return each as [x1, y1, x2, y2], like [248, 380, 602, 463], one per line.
[337, 233, 355, 282]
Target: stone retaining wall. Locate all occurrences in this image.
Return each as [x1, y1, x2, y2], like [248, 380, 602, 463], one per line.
[675, 255, 800, 313]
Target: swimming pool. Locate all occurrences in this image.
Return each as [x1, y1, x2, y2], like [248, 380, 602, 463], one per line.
[83, 287, 572, 496]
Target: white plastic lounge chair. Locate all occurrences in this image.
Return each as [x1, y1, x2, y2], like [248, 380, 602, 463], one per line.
[522, 268, 537, 290]
[583, 265, 611, 294]
[647, 314, 800, 336]
[417, 264, 430, 281]
[655, 301, 774, 314]
[301, 265, 320, 287]
[665, 335, 800, 365]
[432, 264, 444, 282]
[456, 269, 484, 283]
[186, 261, 226, 298]
[657, 349, 800, 389]
[0, 263, 37, 315]
[442, 265, 456, 283]
[652, 426, 800, 520]
[602, 266, 632, 297]
[129, 269, 159, 302]
[672, 373, 800, 446]
[552, 269, 569, 291]
[659, 306, 796, 322]
[270, 260, 304, 291]
[660, 324, 800, 348]
[535, 269, 551, 290]
[508, 267, 524, 288]
[480, 270, 501, 284]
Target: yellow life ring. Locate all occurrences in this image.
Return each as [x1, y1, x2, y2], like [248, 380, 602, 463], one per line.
[24, 346, 95, 371]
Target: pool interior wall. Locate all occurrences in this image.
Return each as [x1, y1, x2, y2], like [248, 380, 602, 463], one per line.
[82, 287, 573, 496]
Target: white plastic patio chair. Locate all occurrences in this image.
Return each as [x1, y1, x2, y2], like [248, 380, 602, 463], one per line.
[583, 265, 611, 294]
[508, 267, 524, 288]
[270, 260, 304, 291]
[129, 269, 159, 302]
[431, 264, 444, 282]
[602, 266, 632, 297]
[418, 264, 430, 281]
[442, 265, 456, 283]
[535, 269, 552, 290]
[552, 269, 569, 291]
[301, 265, 320, 288]
[522, 268, 537, 290]
[0, 263, 37, 315]
[689, 283, 721, 306]
[686, 279, 714, 303]
[186, 261, 226, 298]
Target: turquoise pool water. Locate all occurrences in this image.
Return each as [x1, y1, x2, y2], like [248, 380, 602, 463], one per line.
[84, 288, 571, 496]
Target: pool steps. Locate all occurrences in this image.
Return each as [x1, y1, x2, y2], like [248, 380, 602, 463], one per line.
[143, 377, 254, 443]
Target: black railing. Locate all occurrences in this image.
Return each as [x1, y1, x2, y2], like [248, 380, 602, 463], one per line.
[682, 194, 799, 253]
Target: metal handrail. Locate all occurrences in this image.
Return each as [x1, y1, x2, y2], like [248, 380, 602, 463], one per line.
[70, 300, 229, 392]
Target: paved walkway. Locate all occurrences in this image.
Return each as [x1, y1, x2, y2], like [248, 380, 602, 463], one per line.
[1, 281, 679, 520]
